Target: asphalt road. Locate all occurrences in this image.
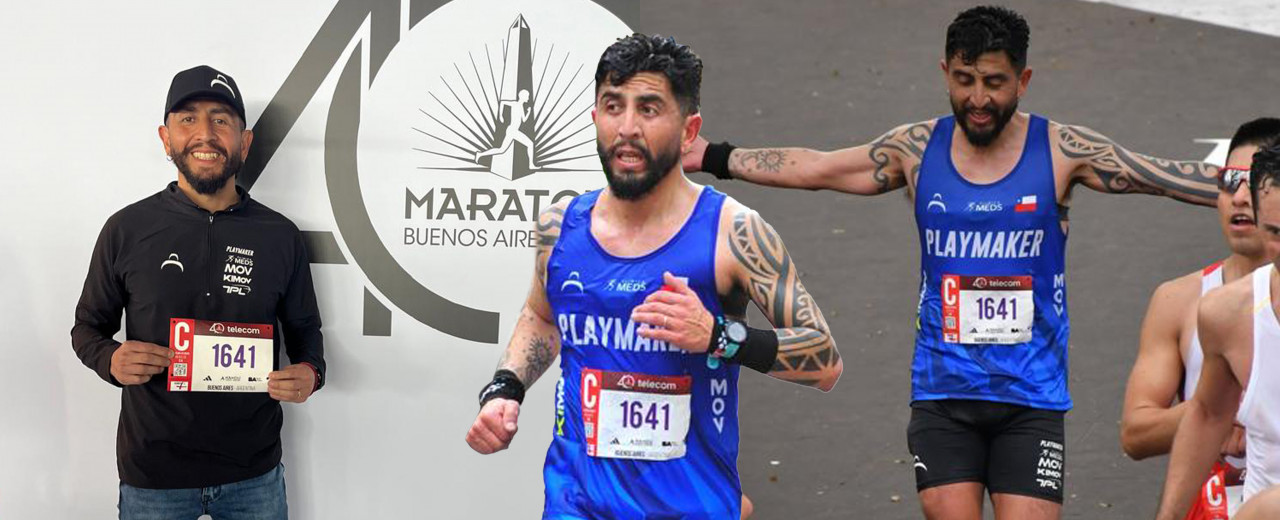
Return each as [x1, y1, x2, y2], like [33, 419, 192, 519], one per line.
[595, 1, 1280, 518]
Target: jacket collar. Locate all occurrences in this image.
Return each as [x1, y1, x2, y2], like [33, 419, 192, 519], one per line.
[161, 180, 251, 216]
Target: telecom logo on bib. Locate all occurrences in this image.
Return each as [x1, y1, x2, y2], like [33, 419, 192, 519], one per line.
[319, 0, 629, 343]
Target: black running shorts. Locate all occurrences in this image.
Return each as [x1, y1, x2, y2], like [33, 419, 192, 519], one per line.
[906, 399, 1066, 503]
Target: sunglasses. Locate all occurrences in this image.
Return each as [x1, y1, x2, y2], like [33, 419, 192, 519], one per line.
[1219, 166, 1250, 193]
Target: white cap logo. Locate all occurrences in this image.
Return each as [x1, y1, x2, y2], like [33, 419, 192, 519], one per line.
[210, 74, 236, 98]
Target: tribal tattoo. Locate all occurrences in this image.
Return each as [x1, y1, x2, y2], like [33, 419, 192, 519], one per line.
[729, 210, 839, 387]
[535, 205, 565, 286]
[1057, 125, 1217, 206]
[867, 121, 933, 193]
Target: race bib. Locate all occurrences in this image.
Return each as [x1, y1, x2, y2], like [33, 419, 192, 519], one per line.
[941, 275, 1034, 344]
[168, 319, 273, 392]
[1187, 461, 1231, 520]
[581, 369, 691, 461]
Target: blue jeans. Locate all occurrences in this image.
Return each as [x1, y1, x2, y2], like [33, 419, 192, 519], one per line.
[119, 464, 288, 520]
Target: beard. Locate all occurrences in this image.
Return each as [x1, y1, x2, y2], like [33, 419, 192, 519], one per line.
[952, 97, 1019, 148]
[598, 138, 681, 201]
[172, 142, 241, 195]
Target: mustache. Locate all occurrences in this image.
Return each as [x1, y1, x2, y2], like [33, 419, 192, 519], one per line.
[181, 141, 229, 157]
[606, 139, 651, 160]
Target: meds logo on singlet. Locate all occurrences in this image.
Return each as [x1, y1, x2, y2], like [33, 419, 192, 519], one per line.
[965, 201, 1003, 213]
[284, 0, 628, 342]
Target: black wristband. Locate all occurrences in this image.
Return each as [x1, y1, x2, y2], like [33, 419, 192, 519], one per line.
[730, 327, 780, 374]
[478, 369, 526, 407]
[702, 141, 737, 180]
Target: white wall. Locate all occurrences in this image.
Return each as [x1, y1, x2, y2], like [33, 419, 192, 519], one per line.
[0, 1, 627, 517]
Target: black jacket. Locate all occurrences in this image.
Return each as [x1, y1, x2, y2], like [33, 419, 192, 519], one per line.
[72, 182, 325, 489]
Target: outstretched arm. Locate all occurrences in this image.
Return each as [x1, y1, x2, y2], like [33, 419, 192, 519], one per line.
[728, 208, 842, 390]
[1057, 124, 1218, 206]
[685, 121, 934, 195]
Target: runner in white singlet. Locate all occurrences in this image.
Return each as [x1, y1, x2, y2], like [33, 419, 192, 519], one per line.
[1156, 143, 1280, 519]
[1121, 119, 1280, 519]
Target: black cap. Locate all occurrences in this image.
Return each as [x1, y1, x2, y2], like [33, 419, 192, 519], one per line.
[164, 65, 246, 124]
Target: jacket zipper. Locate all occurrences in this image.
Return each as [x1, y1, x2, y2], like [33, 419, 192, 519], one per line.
[205, 214, 214, 298]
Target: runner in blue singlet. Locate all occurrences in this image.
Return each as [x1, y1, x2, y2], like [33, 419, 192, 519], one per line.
[466, 34, 841, 520]
[684, 6, 1223, 520]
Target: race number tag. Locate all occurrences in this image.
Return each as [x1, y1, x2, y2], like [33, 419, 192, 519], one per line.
[1189, 461, 1230, 519]
[168, 319, 273, 392]
[581, 369, 691, 461]
[941, 275, 1033, 344]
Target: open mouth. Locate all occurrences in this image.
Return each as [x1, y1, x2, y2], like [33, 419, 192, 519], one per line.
[613, 147, 646, 167]
[1230, 214, 1255, 227]
[191, 151, 222, 161]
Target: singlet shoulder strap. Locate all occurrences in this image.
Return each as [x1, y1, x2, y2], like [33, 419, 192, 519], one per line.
[1201, 261, 1224, 294]
[916, 116, 955, 190]
[560, 189, 601, 231]
[1253, 265, 1271, 315]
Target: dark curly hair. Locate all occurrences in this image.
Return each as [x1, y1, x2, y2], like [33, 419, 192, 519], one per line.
[945, 5, 1030, 70]
[595, 33, 702, 115]
[1250, 144, 1280, 218]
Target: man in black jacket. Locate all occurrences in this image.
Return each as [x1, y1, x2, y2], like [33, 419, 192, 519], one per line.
[72, 65, 325, 519]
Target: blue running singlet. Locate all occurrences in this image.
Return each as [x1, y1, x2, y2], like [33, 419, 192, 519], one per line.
[542, 186, 742, 519]
[912, 115, 1071, 411]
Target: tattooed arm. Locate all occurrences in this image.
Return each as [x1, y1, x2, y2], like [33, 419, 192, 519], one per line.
[466, 203, 566, 455]
[726, 205, 843, 391]
[687, 121, 934, 195]
[1056, 123, 1218, 207]
[496, 202, 567, 386]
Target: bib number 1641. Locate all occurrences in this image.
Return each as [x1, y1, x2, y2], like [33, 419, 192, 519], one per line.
[210, 343, 258, 369]
[581, 369, 691, 461]
[617, 400, 672, 431]
[168, 319, 274, 393]
[941, 275, 1034, 345]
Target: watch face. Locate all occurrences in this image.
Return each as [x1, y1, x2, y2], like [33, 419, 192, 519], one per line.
[726, 320, 748, 343]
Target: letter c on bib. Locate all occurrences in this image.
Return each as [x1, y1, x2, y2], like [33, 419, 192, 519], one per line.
[582, 372, 600, 409]
[943, 277, 959, 307]
[174, 321, 192, 352]
[1206, 474, 1225, 507]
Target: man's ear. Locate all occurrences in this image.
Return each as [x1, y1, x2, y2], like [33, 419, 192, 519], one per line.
[240, 129, 254, 160]
[158, 123, 171, 157]
[681, 112, 703, 154]
[1017, 67, 1033, 98]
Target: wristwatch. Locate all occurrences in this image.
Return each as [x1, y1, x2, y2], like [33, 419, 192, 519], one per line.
[725, 319, 747, 346]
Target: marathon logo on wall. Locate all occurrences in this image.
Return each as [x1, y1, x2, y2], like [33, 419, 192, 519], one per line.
[244, 0, 629, 343]
[388, 13, 602, 250]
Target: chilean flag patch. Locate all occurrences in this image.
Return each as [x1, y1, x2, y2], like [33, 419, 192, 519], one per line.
[1015, 195, 1037, 213]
